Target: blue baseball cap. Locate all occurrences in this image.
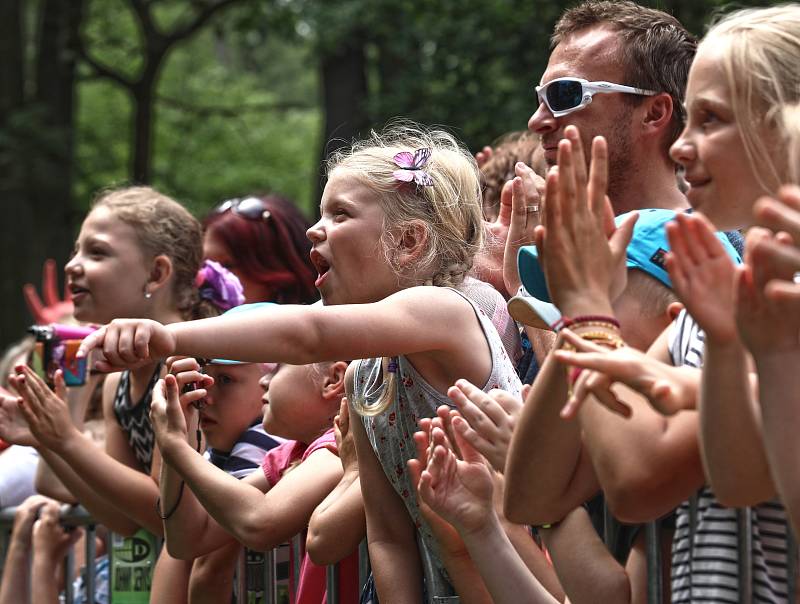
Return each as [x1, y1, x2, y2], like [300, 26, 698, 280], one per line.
[517, 208, 742, 304]
[208, 302, 275, 365]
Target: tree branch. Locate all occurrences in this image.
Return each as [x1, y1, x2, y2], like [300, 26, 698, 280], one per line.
[77, 39, 134, 89]
[168, 0, 242, 44]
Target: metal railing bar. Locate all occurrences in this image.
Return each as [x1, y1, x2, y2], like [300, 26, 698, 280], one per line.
[645, 521, 662, 604]
[85, 524, 96, 604]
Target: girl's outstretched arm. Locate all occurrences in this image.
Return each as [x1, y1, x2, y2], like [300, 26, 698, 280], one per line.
[13, 367, 162, 536]
[81, 287, 492, 392]
[350, 398, 424, 603]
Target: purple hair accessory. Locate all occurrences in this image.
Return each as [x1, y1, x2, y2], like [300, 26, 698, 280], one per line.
[387, 358, 399, 374]
[195, 260, 245, 311]
[393, 148, 434, 187]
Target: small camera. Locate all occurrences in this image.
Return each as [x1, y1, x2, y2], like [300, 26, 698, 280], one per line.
[28, 324, 97, 388]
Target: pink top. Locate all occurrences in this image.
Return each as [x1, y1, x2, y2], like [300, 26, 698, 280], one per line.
[261, 430, 359, 604]
[296, 429, 360, 604]
[260, 440, 307, 487]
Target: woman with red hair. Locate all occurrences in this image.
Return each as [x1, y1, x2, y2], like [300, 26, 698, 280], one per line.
[203, 194, 318, 304]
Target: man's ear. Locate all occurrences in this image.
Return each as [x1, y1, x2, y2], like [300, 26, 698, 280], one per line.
[146, 254, 173, 295]
[321, 361, 349, 401]
[667, 301, 685, 321]
[394, 220, 429, 268]
[642, 93, 674, 136]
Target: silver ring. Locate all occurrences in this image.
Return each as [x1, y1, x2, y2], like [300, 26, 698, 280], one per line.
[526, 205, 540, 213]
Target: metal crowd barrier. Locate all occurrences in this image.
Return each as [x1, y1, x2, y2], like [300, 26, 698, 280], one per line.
[0, 506, 358, 604]
[1, 502, 798, 603]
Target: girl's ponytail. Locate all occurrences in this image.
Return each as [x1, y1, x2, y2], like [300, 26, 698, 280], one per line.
[350, 357, 398, 417]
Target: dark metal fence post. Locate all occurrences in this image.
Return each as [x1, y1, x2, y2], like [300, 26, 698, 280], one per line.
[326, 563, 340, 604]
[645, 520, 662, 604]
[737, 507, 753, 604]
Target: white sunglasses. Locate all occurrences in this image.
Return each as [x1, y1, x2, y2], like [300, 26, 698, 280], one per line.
[535, 77, 657, 117]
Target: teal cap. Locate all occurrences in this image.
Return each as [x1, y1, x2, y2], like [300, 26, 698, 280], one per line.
[517, 209, 743, 303]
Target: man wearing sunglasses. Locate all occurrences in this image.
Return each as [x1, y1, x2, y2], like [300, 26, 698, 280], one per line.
[507, 0, 702, 597]
[529, 0, 695, 216]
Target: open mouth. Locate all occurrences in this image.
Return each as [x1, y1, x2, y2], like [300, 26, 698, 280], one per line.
[310, 250, 331, 288]
[68, 284, 90, 299]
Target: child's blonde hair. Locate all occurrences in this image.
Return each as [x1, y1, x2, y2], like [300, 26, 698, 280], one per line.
[327, 124, 484, 288]
[783, 103, 800, 184]
[92, 186, 218, 320]
[329, 125, 484, 417]
[703, 5, 800, 191]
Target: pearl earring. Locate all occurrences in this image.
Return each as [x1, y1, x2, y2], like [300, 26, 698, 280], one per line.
[144, 291, 152, 299]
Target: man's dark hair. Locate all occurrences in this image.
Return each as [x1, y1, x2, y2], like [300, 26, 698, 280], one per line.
[553, 1, 697, 149]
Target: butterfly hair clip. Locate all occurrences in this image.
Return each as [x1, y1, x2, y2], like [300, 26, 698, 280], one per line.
[392, 148, 434, 187]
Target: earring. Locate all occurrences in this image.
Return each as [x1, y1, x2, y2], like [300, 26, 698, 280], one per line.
[144, 290, 152, 299]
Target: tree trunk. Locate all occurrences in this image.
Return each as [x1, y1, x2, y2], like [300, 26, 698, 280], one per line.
[0, 0, 83, 347]
[314, 36, 369, 213]
[132, 75, 157, 183]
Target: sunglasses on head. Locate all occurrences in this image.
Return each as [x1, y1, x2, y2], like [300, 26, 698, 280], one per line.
[213, 197, 271, 221]
[535, 77, 657, 118]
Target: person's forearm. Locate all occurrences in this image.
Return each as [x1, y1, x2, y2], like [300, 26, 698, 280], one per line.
[35, 455, 78, 504]
[159, 443, 220, 559]
[755, 350, 800, 536]
[700, 339, 774, 506]
[505, 349, 597, 525]
[31, 554, 59, 604]
[540, 508, 631, 604]
[307, 472, 365, 566]
[504, 523, 565, 601]
[579, 392, 704, 523]
[0, 535, 32, 604]
[368, 536, 425, 604]
[168, 307, 315, 364]
[461, 513, 559, 604]
[163, 439, 269, 554]
[36, 445, 156, 535]
[34, 382, 98, 504]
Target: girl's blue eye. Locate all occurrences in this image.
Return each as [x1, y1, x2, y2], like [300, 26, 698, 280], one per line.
[217, 374, 233, 386]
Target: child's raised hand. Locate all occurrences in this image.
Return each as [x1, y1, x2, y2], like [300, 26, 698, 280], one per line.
[334, 397, 358, 473]
[77, 318, 176, 371]
[665, 212, 739, 345]
[12, 367, 81, 452]
[11, 495, 53, 548]
[753, 185, 800, 243]
[167, 356, 213, 410]
[23, 258, 73, 325]
[149, 375, 189, 458]
[735, 228, 800, 356]
[554, 329, 697, 418]
[32, 500, 82, 565]
[446, 379, 522, 473]
[416, 425, 495, 536]
[503, 163, 545, 296]
[537, 126, 636, 317]
[0, 386, 38, 447]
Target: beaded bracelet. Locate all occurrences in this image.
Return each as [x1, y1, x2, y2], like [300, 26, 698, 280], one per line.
[550, 314, 621, 332]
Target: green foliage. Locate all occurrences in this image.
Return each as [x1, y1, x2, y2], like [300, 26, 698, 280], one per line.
[74, 0, 321, 217]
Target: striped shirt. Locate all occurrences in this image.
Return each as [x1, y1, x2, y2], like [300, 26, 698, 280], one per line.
[669, 310, 795, 603]
[208, 422, 285, 479]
